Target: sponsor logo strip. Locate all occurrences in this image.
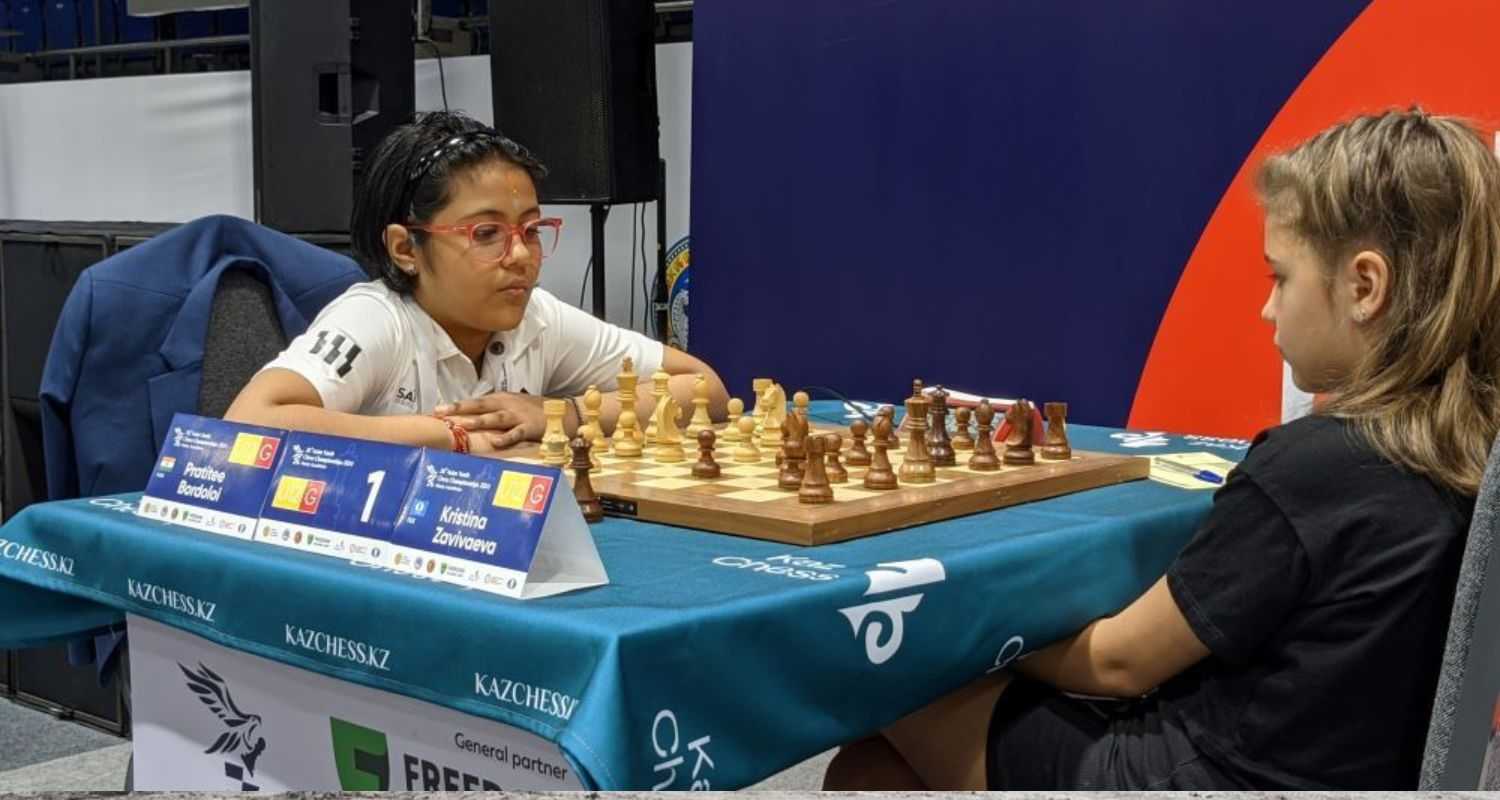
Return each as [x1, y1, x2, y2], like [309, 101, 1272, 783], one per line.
[141, 498, 260, 540]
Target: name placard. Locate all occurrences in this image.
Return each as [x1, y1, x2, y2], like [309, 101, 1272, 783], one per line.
[255, 432, 420, 565]
[138, 415, 608, 598]
[388, 450, 606, 600]
[138, 414, 286, 539]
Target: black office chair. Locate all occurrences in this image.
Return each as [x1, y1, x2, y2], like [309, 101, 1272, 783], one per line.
[1419, 433, 1500, 788]
[197, 268, 289, 417]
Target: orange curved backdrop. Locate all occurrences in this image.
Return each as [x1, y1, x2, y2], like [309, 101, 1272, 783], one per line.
[1128, 0, 1500, 438]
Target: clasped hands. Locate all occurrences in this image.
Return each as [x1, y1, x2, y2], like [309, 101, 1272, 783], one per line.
[434, 392, 572, 456]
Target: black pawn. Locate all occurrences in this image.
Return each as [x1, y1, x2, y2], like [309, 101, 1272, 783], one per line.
[846, 419, 872, 466]
[570, 437, 603, 523]
[693, 429, 721, 479]
[824, 433, 848, 483]
[864, 415, 899, 490]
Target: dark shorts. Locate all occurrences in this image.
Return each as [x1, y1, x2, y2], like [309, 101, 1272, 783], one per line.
[986, 677, 1245, 790]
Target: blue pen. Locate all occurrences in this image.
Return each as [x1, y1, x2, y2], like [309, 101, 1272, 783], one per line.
[1155, 459, 1224, 485]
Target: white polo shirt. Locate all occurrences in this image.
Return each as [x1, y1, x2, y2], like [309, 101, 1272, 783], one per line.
[262, 280, 665, 414]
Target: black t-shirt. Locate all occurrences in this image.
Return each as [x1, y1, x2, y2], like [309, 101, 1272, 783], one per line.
[1160, 414, 1472, 789]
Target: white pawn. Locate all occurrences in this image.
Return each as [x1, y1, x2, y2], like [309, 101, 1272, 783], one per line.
[732, 416, 761, 463]
[720, 397, 746, 443]
[685, 374, 714, 438]
[584, 385, 608, 457]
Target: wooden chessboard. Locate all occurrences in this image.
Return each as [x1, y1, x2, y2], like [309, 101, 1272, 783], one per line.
[502, 425, 1150, 546]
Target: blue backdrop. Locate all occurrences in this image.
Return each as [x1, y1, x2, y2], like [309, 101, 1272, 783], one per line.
[689, 0, 1368, 424]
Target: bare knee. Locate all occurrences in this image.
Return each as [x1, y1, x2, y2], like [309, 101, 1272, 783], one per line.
[881, 671, 1011, 790]
[823, 736, 926, 790]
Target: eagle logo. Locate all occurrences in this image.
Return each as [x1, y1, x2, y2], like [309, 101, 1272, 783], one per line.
[179, 662, 267, 776]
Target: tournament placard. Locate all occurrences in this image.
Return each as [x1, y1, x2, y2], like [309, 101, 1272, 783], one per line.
[387, 450, 607, 600]
[137, 414, 287, 539]
[254, 432, 421, 565]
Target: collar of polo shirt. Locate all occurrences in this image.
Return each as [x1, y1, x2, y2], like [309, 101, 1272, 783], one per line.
[424, 302, 548, 369]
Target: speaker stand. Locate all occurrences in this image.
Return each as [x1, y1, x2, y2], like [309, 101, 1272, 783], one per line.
[590, 204, 609, 319]
[652, 158, 669, 341]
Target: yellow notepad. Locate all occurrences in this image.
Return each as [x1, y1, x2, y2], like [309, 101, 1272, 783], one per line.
[1145, 452, 1237, 490]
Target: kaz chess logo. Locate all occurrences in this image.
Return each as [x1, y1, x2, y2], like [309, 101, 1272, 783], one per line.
[179, 662, 267, 790]
[1110, 431, 1171, 449]
[838, 558, 947, 665]
[648, 708, 715, 790]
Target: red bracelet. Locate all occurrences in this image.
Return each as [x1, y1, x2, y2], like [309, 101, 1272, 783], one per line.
[439, 416, 470, 454]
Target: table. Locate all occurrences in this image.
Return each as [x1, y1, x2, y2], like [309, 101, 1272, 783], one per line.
[0, 407, 1243, 789]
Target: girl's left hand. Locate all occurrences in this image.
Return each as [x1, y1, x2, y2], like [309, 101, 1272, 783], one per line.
[435, 392, 546, 448]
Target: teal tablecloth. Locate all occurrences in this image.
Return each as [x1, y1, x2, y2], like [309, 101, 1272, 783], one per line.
[0, 402, 1244, 788]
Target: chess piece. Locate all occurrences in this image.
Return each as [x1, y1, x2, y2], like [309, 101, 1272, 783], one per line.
[750, 377, 772, 435]
[897, 379, 924, 436]
[693, 430, 722, 479]
[540, 399, 569, 467]
[1041, 402, 1072, 460]
[927, 387, 956, 467]
[879, 405, 902, 451]
[584, 385, 608, 456]
[686, 374, 715, 438]
[793, 390, 811, 422]
[644, 370, 670, 445]
[720, 397, 746, 442]
[779, 410, 807, 490]
[899, 395, 936, 483]
[824, 433, 848, 483]
[652, 396, 685, 463]
[952, 407, 975, 451]
[570, 437, 603, 523]
[576, 422, 603, 468]
[759, 384, 786, 452]
[613, 358, 643, 457]
[864, 413, 899, 490]
[969, 399, 1001, 471]
[1003, 399, 1036, 466]
[798, 434, 834, 504]
[846, 419, 872, 466]
[732, 416, 761, 463]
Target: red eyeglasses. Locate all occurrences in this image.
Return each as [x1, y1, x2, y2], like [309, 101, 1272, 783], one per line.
[406, 217, 563, 263]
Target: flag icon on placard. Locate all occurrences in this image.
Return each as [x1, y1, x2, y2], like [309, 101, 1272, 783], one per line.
[523, 475, 553, 513]
[228, 433, 281, 468]
[271, 476, 326, 514]
[493, 471, 554, 512]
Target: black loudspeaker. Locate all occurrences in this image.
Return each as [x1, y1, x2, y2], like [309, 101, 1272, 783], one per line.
[14, 644, 126, 735]
[490, 0, 660, 204]
[0, 232, 109, 522]
[251, 1, 415, 233]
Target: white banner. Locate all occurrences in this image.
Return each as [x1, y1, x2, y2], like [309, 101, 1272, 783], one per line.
[128, 614, 585, 790]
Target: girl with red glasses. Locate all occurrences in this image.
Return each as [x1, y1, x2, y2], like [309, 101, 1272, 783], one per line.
[228, 111, 727, 454]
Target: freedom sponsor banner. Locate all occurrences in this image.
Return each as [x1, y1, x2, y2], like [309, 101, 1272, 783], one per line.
[129, 614, 584, 791]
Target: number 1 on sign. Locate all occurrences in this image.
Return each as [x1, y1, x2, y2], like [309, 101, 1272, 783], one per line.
[361, 470, 386, 523]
